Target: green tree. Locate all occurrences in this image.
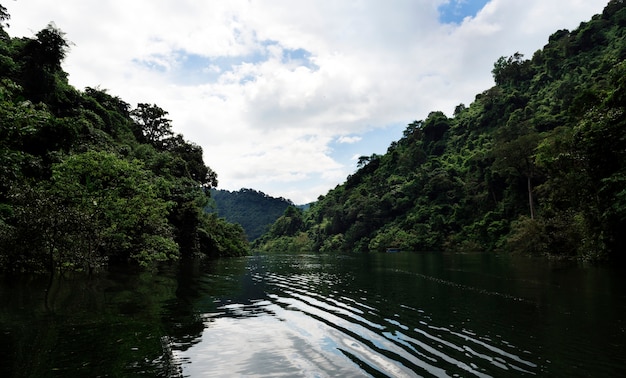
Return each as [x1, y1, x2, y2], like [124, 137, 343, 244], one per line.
[0, 4, 10, 39]
[209, 188, 293, 241]
[199, 213, 249, 257]
[130, 103, 174, 149]
[269, 206, 304, 237]
[18, 23, 71, 106]
[255, 0, 626, 260]
[0, 13, 250, 273]
[4, 151, 180, 272]
[491, 52, 532, 86]
[166, 134, 218, 188]
[492, 114, 541, 219]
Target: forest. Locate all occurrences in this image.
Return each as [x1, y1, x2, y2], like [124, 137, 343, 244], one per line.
[0, 5, 249, 274]
[209, 188, 295, 241]
[257, 0, 626, 261]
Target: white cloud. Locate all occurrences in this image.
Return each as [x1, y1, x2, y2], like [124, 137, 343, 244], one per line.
[5, 0, 608, 204]
[337, 136, 362, 144]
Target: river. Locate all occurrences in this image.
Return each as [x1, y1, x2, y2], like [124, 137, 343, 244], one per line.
[1, 252, 625, 377]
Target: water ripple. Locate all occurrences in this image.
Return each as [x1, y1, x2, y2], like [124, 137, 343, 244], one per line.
[173, 256, 543, 377]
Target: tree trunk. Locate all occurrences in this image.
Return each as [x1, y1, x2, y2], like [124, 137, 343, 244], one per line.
[528, 175, 535, 220]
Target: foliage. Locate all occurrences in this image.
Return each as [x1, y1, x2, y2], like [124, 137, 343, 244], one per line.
[198, 213, 250, 258]
[254, 206, 311, 253]
[209, 188, 294, 241]
[130, 103, 174, 149]
[257, 0, 626, 261]
[0, 14, 248, 273]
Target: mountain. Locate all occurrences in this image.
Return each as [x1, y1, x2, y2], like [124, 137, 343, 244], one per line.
[209, 188, 294, 241]
[256, 0, 626, 261]
[0, 9, 248, 273]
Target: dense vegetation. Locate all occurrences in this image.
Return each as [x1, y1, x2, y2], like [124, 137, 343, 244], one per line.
[257, 0, 626, 261]
[209, 188, 294, 241]
[0, 6, 248, 273]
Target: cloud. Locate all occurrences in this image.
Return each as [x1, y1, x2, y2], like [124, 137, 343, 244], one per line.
[5, 0, 609, 204]
[337, 136, 362, 144]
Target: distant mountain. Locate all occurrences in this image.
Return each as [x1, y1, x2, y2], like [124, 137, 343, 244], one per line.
[209, 188, 294, 241]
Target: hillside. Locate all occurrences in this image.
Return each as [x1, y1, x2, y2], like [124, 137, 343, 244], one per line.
[256, 0, 626, 261]
[0, 7, 248, 273]
[209, 188, 293, 241]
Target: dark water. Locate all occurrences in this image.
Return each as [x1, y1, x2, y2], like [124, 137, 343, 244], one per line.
[1, 252, 625, 377]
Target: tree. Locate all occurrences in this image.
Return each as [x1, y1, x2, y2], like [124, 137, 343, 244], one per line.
[130, 103, 174, 149]
[37, 151, 178, 266]
[166, 134, 218, 188]
[492, 112, 541, 219]
[0, 14, 250, 272]
[491, 52, 532, 86]
[268, 206, 304, 237]
[255, 0, 626, 260]
[18, 23, 70, 105]
[198, 213, 249, 257]
[209, 188, 293, 241]
[0, 4, 10, 38]
[33, 23, 69, 67]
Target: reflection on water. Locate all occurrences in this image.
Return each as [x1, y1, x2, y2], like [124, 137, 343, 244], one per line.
[168, 253, 626, 377]
[1, 252, 625, 377]
[0, 268, 182, 377]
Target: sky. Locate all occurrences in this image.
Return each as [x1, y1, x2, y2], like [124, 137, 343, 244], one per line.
[5, 0, 608, 204]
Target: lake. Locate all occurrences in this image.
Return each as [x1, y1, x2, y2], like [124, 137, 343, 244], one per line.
[1, 252, 625, 377]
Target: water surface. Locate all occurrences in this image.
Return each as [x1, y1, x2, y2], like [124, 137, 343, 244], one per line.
[1, 252, 625, 377]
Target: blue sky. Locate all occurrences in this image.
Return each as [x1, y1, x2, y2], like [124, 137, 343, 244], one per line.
[138, 44, 319, 86]
[438, 0, 491, 24]
[5, 0, 609, 204]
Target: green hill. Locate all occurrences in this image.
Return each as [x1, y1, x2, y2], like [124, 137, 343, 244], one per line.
[0, 7, 248, 273]
[209, 188, 293, 241]
[256, 0, 626, 261]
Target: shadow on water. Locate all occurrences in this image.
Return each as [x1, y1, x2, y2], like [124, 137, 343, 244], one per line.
[0, 266, 185, 377]
[1, 252, 626, 377]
